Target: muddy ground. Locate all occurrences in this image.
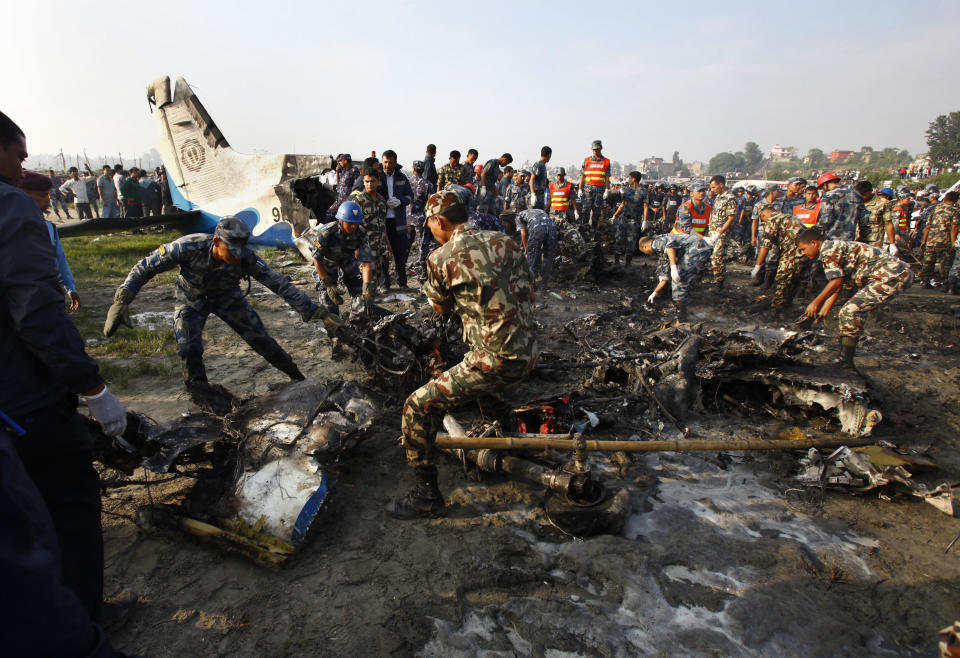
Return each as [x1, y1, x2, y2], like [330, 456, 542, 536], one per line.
[76, 248, 960, 657]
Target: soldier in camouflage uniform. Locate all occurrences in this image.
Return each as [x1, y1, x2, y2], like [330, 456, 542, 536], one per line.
[468, 209, 505, 232]
[707, 175, 739, 286]
[332, 154, 360, 217]
[920, 191, 960, 288]
[311, 200, 374, 317]
[104, 217, 341, 413]
[436, 150, 470, 190]
[750, 207, 809, 311]
[390, 189, 539, 519]
[638, 233, 713, 322]
[815, 171, 869, 241]
[408, 160, 437, 281]
[946, 232, 960, 295]
[517, 209, 559, 284]
[862, 183, 891, 247]
[798, 230, 913, 367]
[504, 171, 530, 214]
[611, 172, 645, 264]
[350, 168, 389, 290]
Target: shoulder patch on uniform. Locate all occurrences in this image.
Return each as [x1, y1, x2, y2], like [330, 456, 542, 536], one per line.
[159, 244, 167, 255]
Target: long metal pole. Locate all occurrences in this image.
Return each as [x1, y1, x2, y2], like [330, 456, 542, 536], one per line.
[434, 433, 877, 453]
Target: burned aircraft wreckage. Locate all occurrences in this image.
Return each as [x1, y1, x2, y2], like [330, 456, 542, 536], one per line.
[84, 281, 957, 567]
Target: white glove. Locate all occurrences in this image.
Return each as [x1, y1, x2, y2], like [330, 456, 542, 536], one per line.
[479, 187, 488, 199]
[647, 291, 658, 304]
[670, 265, 681, 287]
[750, 265, 762, 279]
[603, 190, 610, 199]
[84, 386, 127, 437]
[641, 220, 651, 232]
[887, 243, 898, 257]
[528, 193, 537, 206]
[703, 233, 719, 246]
[386, 197, 401, 209]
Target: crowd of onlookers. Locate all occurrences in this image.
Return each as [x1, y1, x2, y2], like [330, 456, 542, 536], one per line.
[45, 164, 174, 220]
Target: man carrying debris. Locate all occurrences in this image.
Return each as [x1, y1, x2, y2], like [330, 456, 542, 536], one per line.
[750, 206, 808, 314]
[104, 216, 343, 414]
[516, 208, 558, 285]
[638, 233, 713, 322]
[312, 199, 375, 322]
[797, 229, 913, 368]
[390, 188, 538, 519]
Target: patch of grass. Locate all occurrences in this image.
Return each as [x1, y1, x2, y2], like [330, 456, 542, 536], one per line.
[61, 230, 183, 289]
[97, 358, 179, 390]
[87, 328, 177, 359]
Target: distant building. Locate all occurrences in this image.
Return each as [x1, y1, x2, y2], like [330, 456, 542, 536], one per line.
[829, 150, 854, 163]
[768, 144, 795, 161]
[688, 161, 705, 177]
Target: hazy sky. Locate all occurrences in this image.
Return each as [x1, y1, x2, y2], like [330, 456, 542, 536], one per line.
[5, 0, 960, 171]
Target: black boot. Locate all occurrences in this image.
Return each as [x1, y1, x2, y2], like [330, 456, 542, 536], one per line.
[948, 280, 959, 296]
[831, 337, 857, 369]
[762, 268, 776, 289]
[387, 466, 445, 519]
[674, 302, 688, 323]
[277, 362, 306, 381]
[750, 265, 765, 286]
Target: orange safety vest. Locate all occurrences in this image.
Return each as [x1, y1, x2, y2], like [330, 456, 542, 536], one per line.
[793, 202, 820, 228]
[582, 157, 610, 187]
[671, 201, 710, 234]
[550, 181, 572, 211]
[891, 205, 909, 232]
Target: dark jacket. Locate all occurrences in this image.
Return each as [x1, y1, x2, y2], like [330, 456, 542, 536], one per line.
[0, 177, 102, 417]
[350, 167, 414, 226]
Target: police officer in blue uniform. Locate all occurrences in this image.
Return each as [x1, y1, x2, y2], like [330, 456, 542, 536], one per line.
[312, 200, 375, 316]
[1, 110, 128, 656]
[104, 216, 343, 412]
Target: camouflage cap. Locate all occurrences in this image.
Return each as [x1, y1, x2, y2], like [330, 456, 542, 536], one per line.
[19, 170, 52, 191]
[214, 216, 251, 256]
[690, 181, 707, 192]
[764, 183, 781, 193]
[557, 167, 566, 176]
[338, 153, 352, 163]
[591, 140, 602, 149]
[519, 169, 531, 176]
[786, 176, 803, 185]
[897, 190, 912, 199]
[412, 160, 424, 171]
[424, 188, 468, 223]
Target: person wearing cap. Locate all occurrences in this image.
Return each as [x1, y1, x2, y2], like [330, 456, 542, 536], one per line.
[505, 170, 530, 214]
[796, 228, 913, 368]
[516, 208, 558, 284]
[671, 181, 711, 237]
[663, 183, 683, 237]
[529, 146, 552, 210]
[920, 190, 960, 289]
[578, 140, 611, 230]
[332, 154, 360, 217]
[548, 167, 577, 222]
[749, 206, 811, 313]
[312, 201, 375, 352]
[611, 171, 645, 265]
[644, 181, 665, 234]
[1, 111, 129, 654]
[707, 175, 739, 287]
[775, 177, 806, 216]
[19, 171, 81, 310]
[814, 171, 868, 241]
[637, 233, 712, 323]
[477, 153, 512, 214]
[407, 159, 437, 282]
[104, 216, 340, 414]
[390, 187, 538, 519]
[855, 181, 887, 248]
[883, 190, 913, 254]
[748, 184, 783, 288]
[437, 150, 469, 190]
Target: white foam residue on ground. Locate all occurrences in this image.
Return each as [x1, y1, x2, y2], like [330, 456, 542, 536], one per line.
[131, 311, 174, 330]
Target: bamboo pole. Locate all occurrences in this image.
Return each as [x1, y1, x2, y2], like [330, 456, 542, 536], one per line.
[434, 433, 877, 453]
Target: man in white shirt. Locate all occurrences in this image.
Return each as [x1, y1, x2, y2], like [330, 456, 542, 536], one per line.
[58, 167, 94, 219]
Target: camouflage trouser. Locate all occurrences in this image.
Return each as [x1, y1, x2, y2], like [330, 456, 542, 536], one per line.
[477, 187, 498, 214]
[837, 268, 913, 339]
[771, 246, 807, 309]
[526, 221, 559, 281]
[533, 190, 546, 210]
[656, 243, 712, 303]
[614, 215, 640, 258]
[921, 243, 954, 282]
[949, 248, 960, 284]
[174, 296, 295, 382]
[555, 219, 586, 261]
[401, 351, 535, 467]
[581, 186, 605, 228]
[366, 223, 387, 286]
[319, 258, 363, 314]
[710, 231, 734, 282]
[409, 212, 436, 269]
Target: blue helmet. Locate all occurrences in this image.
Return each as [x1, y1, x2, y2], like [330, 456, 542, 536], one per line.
[336, 200, 364, 223]
[877, 187, 894, 198]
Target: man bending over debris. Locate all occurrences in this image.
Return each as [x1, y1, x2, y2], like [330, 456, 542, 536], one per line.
[638, 233, 712, 323]
[104, 216, 344, 414]
[390, 188, 539, 519]
[750, 206, 809, 314]
[797, 229, 913, 368]
[516, 208, 558, 285]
